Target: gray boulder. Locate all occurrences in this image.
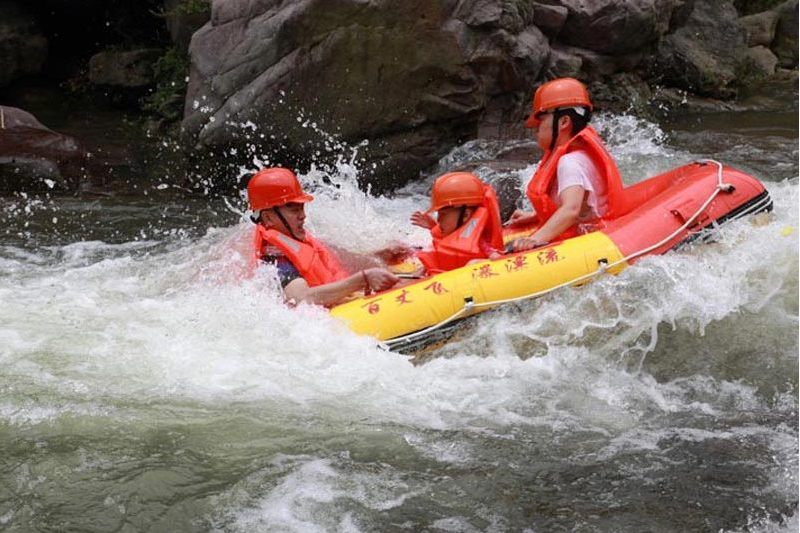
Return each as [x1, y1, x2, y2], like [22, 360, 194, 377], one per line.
[653, 0, 748, 97]
[588, 73, 654, 115]
[771, 0, 798, 68]
[547, 44, 644, 79]
[556, 0, 682, 55]
[0, 1, 47, 87]
[176, 0, 794, 193]
[183, 0, 550, 191]
[744, 45, 779, 77]
[88, 48, 163, 88]
[0, 105, 45, 129]
[738, 9, 780, 47]
[545, 46, 584, 78]
[0, 106, 87, 192]
[531, 2, 568, 37]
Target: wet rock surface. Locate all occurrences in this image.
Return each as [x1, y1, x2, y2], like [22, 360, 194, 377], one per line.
[739, 9, 781, 47]
[0, 106, 87, 192]
[88, 49, 162, 88]
[652, 0, 748, 98]
[181, 0, 797, 193]
[0, 0, 796, 196]
[772, 0, 799, 68]
[182, 0, 552, 192]
[0, 1, 47, 87]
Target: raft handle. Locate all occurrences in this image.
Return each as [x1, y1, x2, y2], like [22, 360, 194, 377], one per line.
[396, 273, 424, 280]
[597, 259, 608, 272]
[463, 296, 474, 310]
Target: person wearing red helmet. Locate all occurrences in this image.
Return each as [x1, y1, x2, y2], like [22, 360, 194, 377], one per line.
[248, 167, 399, 306]
[410, 171, 504, 274]
[508, 77, 619, 251]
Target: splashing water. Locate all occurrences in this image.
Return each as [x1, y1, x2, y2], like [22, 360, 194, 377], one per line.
[0, 111, 797, 532]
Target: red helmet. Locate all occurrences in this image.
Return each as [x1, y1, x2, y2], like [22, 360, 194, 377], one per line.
[247, 167, 313, 211]
[524, 77, 593, 128]
[427, 172, 485, 213]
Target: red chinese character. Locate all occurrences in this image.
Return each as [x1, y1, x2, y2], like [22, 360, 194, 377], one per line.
[505, 255, 528, 272]
[395, 289, 412, 305]
[361, 299, 381, 314]
[424, 281, 449, 295]
[537, 248, 560, 265]
[474, 264, 499, 279]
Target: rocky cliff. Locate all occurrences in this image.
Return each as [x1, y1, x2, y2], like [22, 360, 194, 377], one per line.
[181, 0, 798, 191]
[0, 0, 796, 193]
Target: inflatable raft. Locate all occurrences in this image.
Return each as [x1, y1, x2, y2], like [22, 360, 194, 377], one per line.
[330, 160, 772, 352]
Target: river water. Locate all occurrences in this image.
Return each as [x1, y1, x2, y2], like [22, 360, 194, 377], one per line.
[0, 108, 797, 532]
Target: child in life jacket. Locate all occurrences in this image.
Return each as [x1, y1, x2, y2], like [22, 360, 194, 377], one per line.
[410, 172, 505, 274]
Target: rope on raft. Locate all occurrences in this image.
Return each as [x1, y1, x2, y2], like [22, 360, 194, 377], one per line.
[381, 159, 732, 349]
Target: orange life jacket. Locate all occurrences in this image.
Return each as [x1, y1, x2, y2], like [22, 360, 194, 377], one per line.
[417, 186, 505, 274]
[252, 225, 349, 287]
[526, 126, 623, 239]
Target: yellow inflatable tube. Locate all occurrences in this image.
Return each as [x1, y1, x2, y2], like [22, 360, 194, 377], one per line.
[331, 231, 628, 343]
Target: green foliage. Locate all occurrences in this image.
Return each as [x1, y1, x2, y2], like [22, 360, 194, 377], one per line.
[141, 47, 190, 127]
[159, 0, 211, 18]
[177, 0, 211, 16]
[63, 67, 92, 96]
[511, 0, 536, 25]
[733, 0, 785, 16]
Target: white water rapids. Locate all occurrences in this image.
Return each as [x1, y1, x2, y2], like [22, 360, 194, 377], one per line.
[0, 113, 797, 532]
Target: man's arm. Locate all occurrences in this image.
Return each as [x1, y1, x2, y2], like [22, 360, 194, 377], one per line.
[530, 185, 584, 242]
[284, 268, 399, 307]
[510, 186, 584, 251]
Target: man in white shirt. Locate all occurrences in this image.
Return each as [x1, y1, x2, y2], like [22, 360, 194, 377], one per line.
[554, 150, 608, 222]
[507, 78, 615, 251]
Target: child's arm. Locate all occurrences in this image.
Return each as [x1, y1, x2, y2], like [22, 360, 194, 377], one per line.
[410, 211, 436, 229]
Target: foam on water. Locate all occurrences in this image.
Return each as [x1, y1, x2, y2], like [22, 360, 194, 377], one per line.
[1, 118, 795, 424]
[0, 113, 796, 531]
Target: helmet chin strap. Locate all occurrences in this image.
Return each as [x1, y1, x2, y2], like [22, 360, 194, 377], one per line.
[456, 205, 468, 228]
[550, 110, 562, 152]
[272, 206, 301, 241]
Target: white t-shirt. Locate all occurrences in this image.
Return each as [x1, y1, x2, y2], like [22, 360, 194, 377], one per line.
[552, 150, 608, 220]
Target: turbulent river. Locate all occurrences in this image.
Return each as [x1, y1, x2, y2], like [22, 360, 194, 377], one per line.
[0, 109, 797, 532]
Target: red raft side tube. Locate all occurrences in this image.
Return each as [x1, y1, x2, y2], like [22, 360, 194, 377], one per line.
[328, 161, 770, 353]
[600, 161, 771, 261]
